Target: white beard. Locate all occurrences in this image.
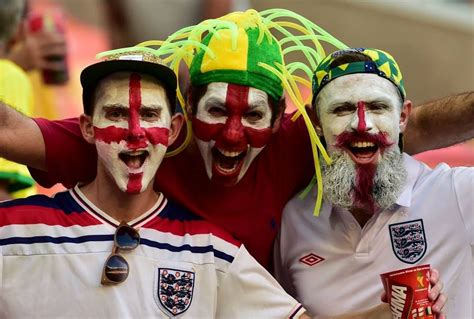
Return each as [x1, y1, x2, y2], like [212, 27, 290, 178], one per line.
[321, 147, 407, 211]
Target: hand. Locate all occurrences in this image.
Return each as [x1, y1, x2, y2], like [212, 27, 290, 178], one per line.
[428, 268, 447, 319]
[381, 268, 447, 319]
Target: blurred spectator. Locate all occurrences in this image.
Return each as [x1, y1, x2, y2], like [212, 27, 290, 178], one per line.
[0, 0, 36, 200]
[7, 0, 68, 120]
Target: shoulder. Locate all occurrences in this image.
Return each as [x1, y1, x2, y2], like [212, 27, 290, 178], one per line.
[408, 155, 473, 186]
[0, 190, 84, 226]
[0, 59, 33, 113]
[0, 60, 29, 83]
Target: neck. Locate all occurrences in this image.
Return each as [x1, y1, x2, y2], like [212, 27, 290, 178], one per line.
[349, 207, 373, 227]
[79, 169, 159, 223]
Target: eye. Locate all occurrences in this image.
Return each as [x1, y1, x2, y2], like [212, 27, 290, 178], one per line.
[208, 106, 227, 117]
[332, 104, 356, 116]
[140, 109, 160, 121]
[106, 109, 127, 121]
[368, 103, 390, 112]
[245, 111, 264, 122]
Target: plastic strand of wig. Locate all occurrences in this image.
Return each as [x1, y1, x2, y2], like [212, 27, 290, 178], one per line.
[259, 62, 330, 216]
[260, 8, 348, 48]
[267, 23, 320, 70]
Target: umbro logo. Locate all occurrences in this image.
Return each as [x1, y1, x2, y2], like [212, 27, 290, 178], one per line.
[299, 253, 325, 266]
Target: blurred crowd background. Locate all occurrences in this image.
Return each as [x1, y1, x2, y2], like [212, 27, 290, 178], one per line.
[1, 0, 473, 196]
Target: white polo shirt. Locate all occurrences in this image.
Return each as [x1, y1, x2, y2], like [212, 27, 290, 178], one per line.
[274, 154, 473, 318]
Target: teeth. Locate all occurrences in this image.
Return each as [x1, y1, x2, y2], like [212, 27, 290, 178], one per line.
[218, 148, 242, 157]
[350, 141, 375, 148]
[125, 150, 146, 156]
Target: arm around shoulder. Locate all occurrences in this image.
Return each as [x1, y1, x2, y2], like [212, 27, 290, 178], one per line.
[404, 91, 474, 154]
[0, 101, 46, 170]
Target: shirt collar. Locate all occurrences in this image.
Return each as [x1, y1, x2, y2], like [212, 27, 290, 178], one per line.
[394, 153, 422, 208]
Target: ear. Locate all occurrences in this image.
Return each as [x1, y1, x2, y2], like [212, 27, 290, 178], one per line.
[271, 100, 286, 133]
[168, 113, 185, 145]
[305, 104, 323, 136]
[399, 99, 412, 133]
[79, 114, 95, 144]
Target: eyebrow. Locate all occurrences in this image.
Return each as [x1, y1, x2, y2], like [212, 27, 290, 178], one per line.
[203, 97, 226, 107]
[101, 104, 164, 110]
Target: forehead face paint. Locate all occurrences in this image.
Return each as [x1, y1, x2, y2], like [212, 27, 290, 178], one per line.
[316, 73, 401, 165]
[92, 72, 171, 193]
[192, 82, 273, 186]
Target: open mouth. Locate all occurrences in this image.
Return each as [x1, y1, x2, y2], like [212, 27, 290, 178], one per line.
[211, 147, 246, 175]
[119, 150, 149, 169]
[346, 141, 379, 164]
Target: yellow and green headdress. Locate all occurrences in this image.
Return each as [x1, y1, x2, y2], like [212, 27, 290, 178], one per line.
[95, 8, 348, 216]
[189, 17, 284, 101]
[312, 48, 406, 103]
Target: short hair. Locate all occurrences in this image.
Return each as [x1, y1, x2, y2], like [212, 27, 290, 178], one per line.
[186, 83, 285, 126]
[0, 0, 25, 43]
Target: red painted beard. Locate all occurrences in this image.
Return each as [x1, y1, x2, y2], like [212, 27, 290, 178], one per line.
[93, 73, 169, 193]
[335, 130, 394, 214]
[192, 84, 273, 186]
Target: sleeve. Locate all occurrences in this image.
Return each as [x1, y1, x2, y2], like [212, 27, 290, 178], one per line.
[216, 245, 306, 319]
[28, 118, 97, 188]
[452, 168, 474, 245]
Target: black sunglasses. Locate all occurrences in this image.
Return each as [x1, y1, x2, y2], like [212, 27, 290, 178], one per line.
[101, 222, 140, 285]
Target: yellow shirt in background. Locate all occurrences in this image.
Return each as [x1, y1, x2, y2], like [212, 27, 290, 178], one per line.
[0, 59, 36, 198]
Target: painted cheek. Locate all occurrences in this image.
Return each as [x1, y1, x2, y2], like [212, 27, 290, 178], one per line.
[192, 118, 223, 141]
[243, 126, 272, 148]
[357, 101, 367, 132]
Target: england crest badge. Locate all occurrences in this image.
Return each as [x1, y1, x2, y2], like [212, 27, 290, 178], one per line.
[389, 219, 427, 264]
[155, 268, 195, 316]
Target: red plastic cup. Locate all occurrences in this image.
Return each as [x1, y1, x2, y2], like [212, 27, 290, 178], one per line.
[380, 264, 434, 319]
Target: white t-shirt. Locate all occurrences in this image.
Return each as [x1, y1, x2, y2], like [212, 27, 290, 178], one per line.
[274, 154, 473, 318]
[0, 186, 305, 318]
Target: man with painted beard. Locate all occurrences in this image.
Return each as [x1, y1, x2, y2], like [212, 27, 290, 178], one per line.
[0, 49, 315, 318]
[274, 48, 472, 318]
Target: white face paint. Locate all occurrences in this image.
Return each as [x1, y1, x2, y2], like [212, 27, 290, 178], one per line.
[316, 73, 404, 164]
[92, 72, 171, 193]
[192, 82, 274, 186]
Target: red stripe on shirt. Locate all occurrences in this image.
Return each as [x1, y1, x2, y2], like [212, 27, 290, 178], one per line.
[0, 206, 102, 227]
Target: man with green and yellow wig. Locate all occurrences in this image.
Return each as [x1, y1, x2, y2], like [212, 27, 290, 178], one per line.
[273, 47, 474, 318]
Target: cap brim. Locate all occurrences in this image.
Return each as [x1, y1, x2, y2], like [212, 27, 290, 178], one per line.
[81, 59, 177, 113]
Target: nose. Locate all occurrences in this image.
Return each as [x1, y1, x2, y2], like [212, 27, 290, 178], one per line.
[128, 116, 146, 140]
[351, 101, 373, 133]
[221, 116, 245, 145]
[128, 125, 145, 139]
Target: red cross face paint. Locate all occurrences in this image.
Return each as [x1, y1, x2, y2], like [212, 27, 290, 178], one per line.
[92, 72, 171, 194]
[192, 82, 273, 186]
[316, 73, 402, 166]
